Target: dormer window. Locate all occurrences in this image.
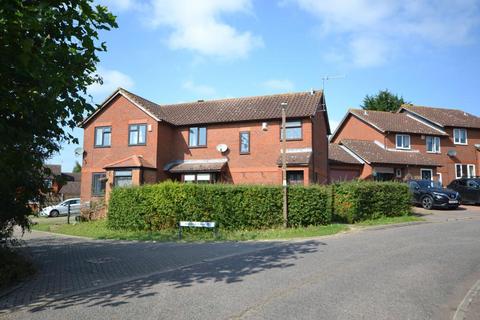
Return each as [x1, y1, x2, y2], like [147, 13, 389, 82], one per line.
[453, 128, 467, 145]
[396, 134, 411, 150]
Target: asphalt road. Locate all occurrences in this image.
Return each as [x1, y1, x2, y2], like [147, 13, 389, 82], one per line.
[2, 208, 480, 320]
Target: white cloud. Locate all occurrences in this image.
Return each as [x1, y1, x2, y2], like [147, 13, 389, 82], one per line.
[88, 67, 135, 101]
[147, 0, 263, 59]
[182, 80, 217, 97]
[290, 0, 480, 67]
[261, 79, 295, 91]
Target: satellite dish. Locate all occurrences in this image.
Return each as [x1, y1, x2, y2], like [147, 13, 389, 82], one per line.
[216, 144, 228, 153]
[74, 147, 84, 157]
[447, 150, 457, 157]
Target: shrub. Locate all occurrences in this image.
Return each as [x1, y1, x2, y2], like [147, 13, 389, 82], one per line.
[332, 181, 411, 223]
[108, 180, 411, 230]
[287, 185, 332, 227]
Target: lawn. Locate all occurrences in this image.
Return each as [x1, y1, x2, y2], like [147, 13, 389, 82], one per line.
[31, 215, 424, 242]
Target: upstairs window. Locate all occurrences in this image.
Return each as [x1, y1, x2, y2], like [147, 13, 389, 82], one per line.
[395, 134, 411, 150]
[129, 124, 147, 146]
[94, 126, 111, 147]
[240, 131, 250, 154]
[453, 128, 467, 145]
[281, 120, 302, 141]
[92, 173, 106, 196]
[189, 127, 207, 147]
[426, 136, 440, 153]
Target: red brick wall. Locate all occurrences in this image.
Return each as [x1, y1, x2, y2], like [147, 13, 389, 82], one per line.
[384, 130, 480, 185]
[332, 114, 385, 143]
[81, 95, 159, 202]
[311, 110, 329, 183]
[169, 119, 314, 185]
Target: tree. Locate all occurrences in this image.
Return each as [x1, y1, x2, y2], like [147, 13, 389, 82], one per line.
[0, 1, 117, 238]
[73, 161, 82, 173]
[361, 90, 407, 112]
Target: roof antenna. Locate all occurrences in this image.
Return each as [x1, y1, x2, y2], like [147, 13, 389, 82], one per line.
[321, 75, 346, 92]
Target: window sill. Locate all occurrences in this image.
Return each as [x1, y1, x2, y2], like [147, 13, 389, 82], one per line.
[453, 142, 468, 145]
[240, 152, 250, 155]
[128, 144, 147, 147]
[94, 145, 111, 149]
[281, 138, 303, 142]
[188, 145, 207, 149]
[426, 151, 441, 154]
[396, 147, 411, 150]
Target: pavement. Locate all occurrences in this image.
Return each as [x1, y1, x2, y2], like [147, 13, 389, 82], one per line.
[1, 206, 480, 319]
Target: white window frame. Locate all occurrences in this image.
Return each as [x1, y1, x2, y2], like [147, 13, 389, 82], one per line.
[395, 134, 411, 150]
[395, 168, 402, 178]
[455, 164, 476, 179]
[420, 168, 433, 180]
[426, 136, 441, 153]
[453, 128, 468, 145]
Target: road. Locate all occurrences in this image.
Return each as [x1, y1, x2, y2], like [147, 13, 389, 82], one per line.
[1, 207, 480, 320]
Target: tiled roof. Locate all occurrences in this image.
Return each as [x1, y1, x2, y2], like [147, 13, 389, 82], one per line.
[328, 144, 362, 164]
[400, 105, 480, 128]
[61, 172, 81, 182]
[276, 152, 312, 166]
[340, 139, 442, 166]
[45, 164, 61, 177]
[59, 181, 81, 197]
[350, 109, 446, 135]
[85, 88, 325, 127]
[166, 160, 227, 173]
[104, 155, 156, 169]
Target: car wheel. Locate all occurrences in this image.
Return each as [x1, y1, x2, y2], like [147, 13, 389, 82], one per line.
[49, 210, 59, 217]
[421, 196, 434, 210]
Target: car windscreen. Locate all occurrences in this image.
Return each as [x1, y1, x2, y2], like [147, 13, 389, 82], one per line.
[416, 180, 442, 189]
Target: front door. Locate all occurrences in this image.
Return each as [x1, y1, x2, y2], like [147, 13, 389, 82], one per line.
[421, 169, 433, 180]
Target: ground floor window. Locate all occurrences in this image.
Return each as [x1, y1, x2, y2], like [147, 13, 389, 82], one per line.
[286, 171, 304, 185]
[182, 173, 216, 183]
[455, 164, 476, 179]
[114, 170, 133, 187]
[92, 172, 106, 195]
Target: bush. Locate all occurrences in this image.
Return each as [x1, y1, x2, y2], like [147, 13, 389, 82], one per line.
[108, 180, 411, 230]
[287, 185, 332, 227]
[332, 181, 411, 223]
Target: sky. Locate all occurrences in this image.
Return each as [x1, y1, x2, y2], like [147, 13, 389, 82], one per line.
[49, 0, 480, 171]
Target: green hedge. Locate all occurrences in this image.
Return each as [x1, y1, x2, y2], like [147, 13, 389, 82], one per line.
[333, 181, 411, 223]
[108, 180, 410, 230]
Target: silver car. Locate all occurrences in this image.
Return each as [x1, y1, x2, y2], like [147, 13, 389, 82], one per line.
[40, 198, 81, 217]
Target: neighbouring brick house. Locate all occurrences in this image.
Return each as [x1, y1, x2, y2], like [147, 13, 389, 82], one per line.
[329, 105, 480, 185]
[80, 88, 330, 204]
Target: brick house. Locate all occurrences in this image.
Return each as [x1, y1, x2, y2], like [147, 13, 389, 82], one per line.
[80, 88, 330, 203]
[329, 105, 480, 185]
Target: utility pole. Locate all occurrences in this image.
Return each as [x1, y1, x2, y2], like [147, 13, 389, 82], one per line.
[281, 102, 288, 228]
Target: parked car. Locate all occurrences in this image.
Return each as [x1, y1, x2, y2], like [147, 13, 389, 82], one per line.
[40, 198, 81, 217]
[447, 178, 480, 205]
[407, 180, 461, 210]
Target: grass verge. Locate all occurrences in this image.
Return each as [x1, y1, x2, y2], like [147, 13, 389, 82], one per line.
[0, 247, 35, 289]
[31, 215, 424, 242]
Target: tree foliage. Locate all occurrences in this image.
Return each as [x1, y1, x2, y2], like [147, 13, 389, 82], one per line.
[361, 90, 407, 112]
[0, 1, 117, 238]
[73, 161, 82, 173]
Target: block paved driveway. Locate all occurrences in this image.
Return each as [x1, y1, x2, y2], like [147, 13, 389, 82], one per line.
[2, 206, 480, 320]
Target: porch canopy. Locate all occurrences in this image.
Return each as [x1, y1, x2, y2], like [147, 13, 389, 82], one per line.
[103, 155, 156, 170]
[165, 159, 228, 173]
[276, 150, 312, 167]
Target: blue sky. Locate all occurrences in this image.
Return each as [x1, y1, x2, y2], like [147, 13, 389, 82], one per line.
[49, 0, 480, 171]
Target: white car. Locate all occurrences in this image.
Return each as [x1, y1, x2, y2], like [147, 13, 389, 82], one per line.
[40, 198, 81, 217]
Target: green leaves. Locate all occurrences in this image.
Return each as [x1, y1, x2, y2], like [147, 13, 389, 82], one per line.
[361, 89, 407, 112]
[0, 0, 117, 235]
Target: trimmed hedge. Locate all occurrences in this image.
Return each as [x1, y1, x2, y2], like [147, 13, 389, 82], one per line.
[108, 180, 410, 231]
[333, 181, 411, 223]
